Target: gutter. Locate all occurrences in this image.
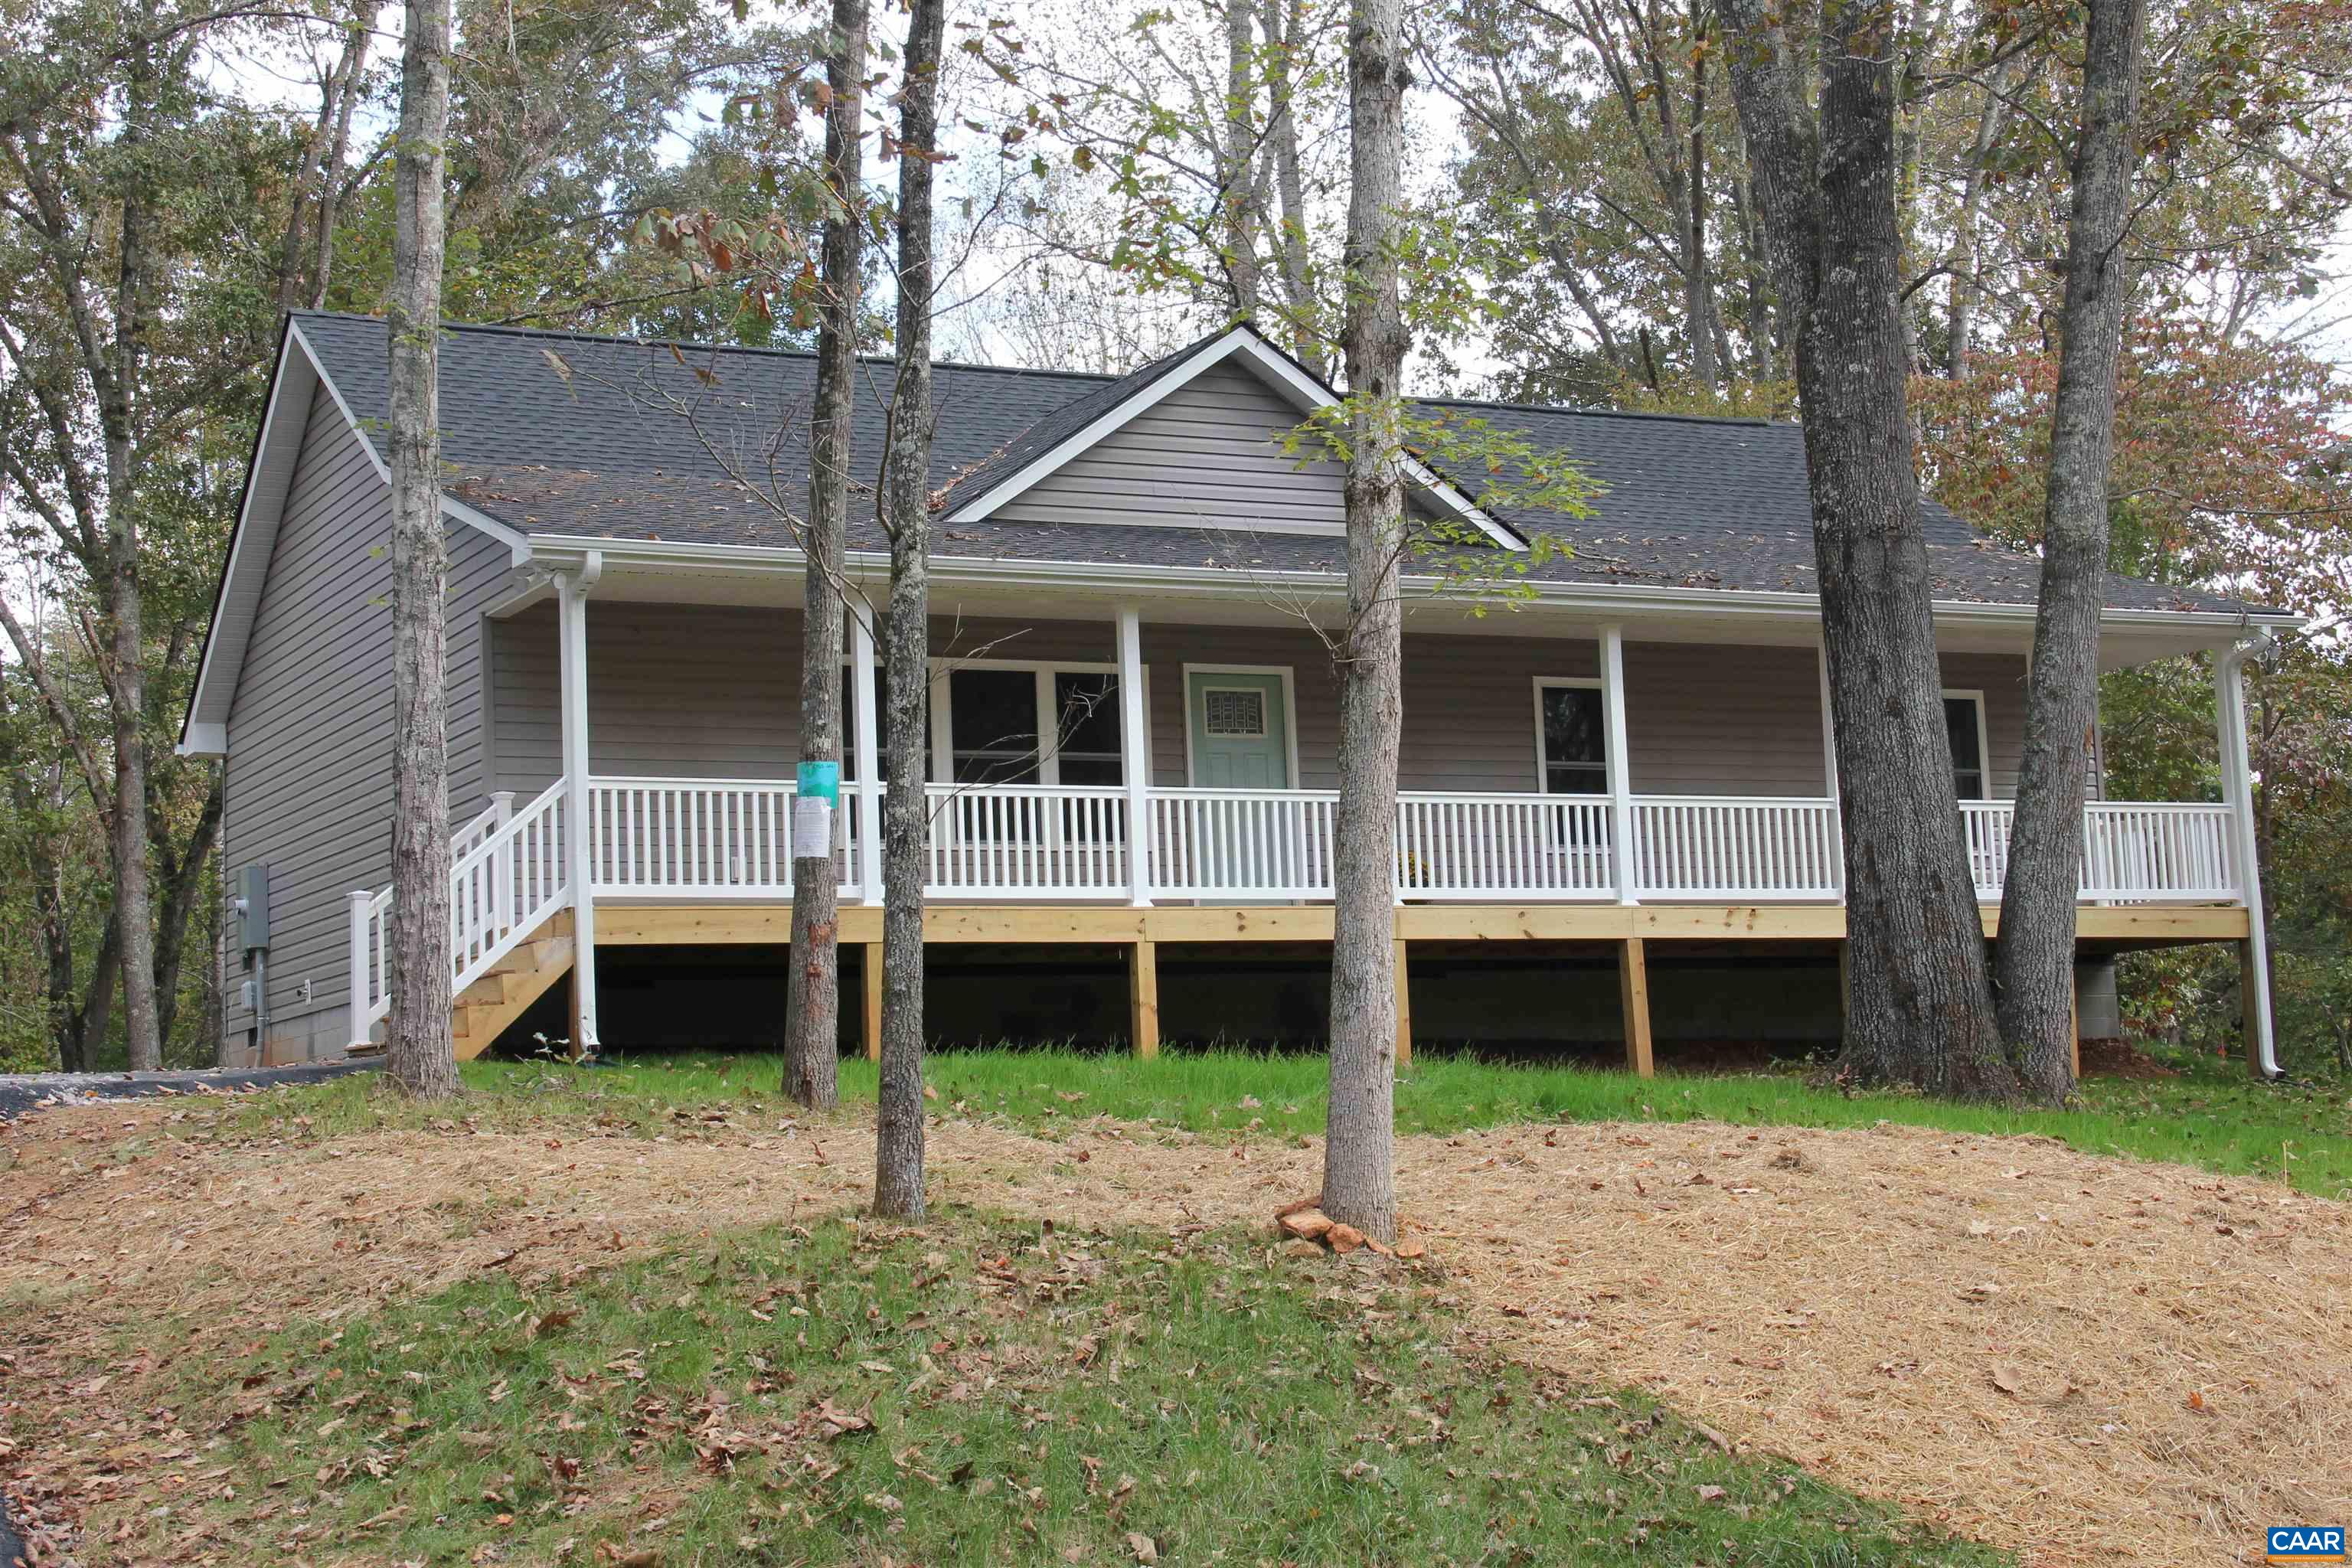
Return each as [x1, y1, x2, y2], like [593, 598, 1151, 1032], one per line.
[518, 531, 2304, 639]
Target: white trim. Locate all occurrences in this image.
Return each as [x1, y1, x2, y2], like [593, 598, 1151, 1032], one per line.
[943, 325, 1522, 549]
[1180, 663, 1302, 788]
[179, 326, 310, 753]
[289, 319, 387, 483]
[1941, 688, 1993, 801]
[521, 533, 2301, 643]
[442, 494, 533, 564]
[1529, 676, 1607, 795]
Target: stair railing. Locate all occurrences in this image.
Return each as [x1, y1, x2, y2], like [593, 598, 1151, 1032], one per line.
[348, 780, 570, 1047]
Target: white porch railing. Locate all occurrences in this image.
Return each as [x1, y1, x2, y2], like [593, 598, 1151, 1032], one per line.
[925, 782, 1135, 897]
[1964, 799, 2239, 904]
[554, 779, 2236, 907]
[350, 779, 570, 1045]
[584, 776, 863, 900]
[352, 782, 2242, 1041]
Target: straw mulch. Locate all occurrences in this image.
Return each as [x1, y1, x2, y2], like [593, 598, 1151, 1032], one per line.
[1, 1098, 2344, 1566]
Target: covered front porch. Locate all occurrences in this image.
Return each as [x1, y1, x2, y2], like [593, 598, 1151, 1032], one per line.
[348, 545, 2273, 1073]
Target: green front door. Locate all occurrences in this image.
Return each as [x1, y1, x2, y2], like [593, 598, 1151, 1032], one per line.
[1187, 671, 1290, 789]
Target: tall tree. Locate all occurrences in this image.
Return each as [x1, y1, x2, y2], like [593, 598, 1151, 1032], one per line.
[1321, 0, 1409, 1243]
[1713, 0, 2015, 1098]
[0, 0, 263, 1072]
[785, 0, 867, 1109]
[872, 0, 947, 1223]
[1994, 0, 2146, 1102]
[384, 0, 459, 1098]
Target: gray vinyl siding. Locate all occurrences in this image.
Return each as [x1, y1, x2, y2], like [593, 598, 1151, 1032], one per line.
[488, 606, 2033, 802]
[220, 384, 516, 1062]
[991, 361, 1346, 534]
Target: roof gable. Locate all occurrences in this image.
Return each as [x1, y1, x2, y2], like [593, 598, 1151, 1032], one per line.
[944, 325, 1521, 547]
[993, 358, 1351, 536]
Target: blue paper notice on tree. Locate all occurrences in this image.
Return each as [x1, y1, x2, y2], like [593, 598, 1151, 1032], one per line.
[797, 760, 840, 804]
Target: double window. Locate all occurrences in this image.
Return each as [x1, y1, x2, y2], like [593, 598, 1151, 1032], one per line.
[841, 662, 1125, 786]
[1534, 678, 1609, 795]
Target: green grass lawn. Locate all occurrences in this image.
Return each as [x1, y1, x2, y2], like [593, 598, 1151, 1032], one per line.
[168, 1212, 2006, 1567]
[247, 1043, 2352, 1198]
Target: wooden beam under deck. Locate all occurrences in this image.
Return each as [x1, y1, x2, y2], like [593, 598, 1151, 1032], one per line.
[592, 900, 2251, 948]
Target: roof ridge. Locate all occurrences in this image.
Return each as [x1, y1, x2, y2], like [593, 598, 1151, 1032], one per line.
[288, 309, 1125, 384]
[292, 310, 1804, 426]
[1425, 392, 1782, 429]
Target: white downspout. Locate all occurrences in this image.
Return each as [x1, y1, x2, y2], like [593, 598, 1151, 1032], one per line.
[2215, 635, 2278, 1079]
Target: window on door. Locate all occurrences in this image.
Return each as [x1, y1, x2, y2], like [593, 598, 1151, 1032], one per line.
[1535, 680, 1608, 794]
[1944, 693, 1988, 799]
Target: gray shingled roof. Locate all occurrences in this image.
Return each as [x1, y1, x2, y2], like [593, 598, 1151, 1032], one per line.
[290, 312, 2267, 616]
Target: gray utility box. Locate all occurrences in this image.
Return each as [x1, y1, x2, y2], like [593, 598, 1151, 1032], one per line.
[234, 863, 271, 952]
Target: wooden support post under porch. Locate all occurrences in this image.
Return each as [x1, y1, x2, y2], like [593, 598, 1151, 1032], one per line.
[1617, 936, 1653, 1076]
[1128, 940, 1158, 1059]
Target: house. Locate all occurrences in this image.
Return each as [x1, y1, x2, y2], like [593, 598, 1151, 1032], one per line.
[181, 312, 2292, 1073]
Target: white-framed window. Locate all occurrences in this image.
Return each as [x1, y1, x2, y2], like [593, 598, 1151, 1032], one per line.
[1533, 677, 1608, 795]
[1942, 689, 1990, 800]
[930, 659, 1125, 786]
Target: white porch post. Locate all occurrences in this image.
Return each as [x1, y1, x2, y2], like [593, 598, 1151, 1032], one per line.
[1816, 641, 1840, 801]
[1818, 639, 1844, 898]
[1599, 623, 1638, 904]
[557, 557, 601, 1052]
[1116, 606, 1153, 906]
[2215, 640, 2278, 1077]
[851, 606, 884, 903]
[346, 889, 374, 1048]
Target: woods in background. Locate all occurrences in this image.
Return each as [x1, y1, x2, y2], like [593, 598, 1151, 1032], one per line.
[2, 0, 2347, 1078]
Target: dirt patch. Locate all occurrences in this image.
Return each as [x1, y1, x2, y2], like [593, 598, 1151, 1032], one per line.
[2, 1099, 2344, 1566]
[2077, 1038, 2184, 1080]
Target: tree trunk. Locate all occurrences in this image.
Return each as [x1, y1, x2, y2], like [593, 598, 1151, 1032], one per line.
[1263, 0, 1320, 375]
[1994, 0, 2145, 1102]
[1221, 0, 1263, 315]
[1714, 0, 2014, 1099]
[872, 0, 945, 1224]
[103, 34, 163, 1072]
[1943, 63, 2012, 380]
[1680, 2, 1717, 396]
[385, 0, 459, 1099]
[311, 15, 371, 311]
[785, 0, 866, 1110]
[150, 773, 223, 1053]
[1322, 0, 1407, 1245]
